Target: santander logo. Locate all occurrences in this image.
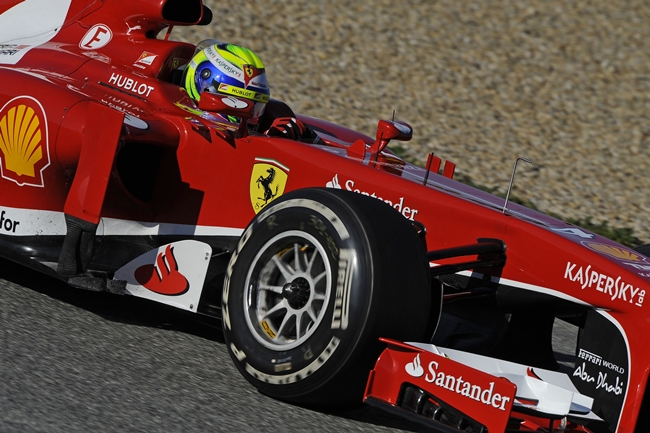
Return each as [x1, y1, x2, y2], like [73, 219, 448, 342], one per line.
[405, 354, 424, 377]
[326, 174, 419, 220]
[134, 245, 189, 295]
[404, 354, 512, 411]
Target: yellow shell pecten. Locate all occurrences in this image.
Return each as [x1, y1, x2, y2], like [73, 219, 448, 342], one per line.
[588, 243, 640, 261]
[0, 104, 43, 177]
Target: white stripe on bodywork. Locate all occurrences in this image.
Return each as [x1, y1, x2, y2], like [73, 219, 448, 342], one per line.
[0, 0, 73, 65]
[0, 206, 244, 237]
[0, 206, 67, 235]
[100, 217, 244, 237]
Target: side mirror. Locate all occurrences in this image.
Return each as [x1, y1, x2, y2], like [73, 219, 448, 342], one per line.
[198, 93, 254, 137]
[198, 93, 255, 120]
[372, 119, 412, 153]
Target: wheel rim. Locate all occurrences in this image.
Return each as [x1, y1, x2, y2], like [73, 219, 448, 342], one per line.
[244, 230, 333, 351]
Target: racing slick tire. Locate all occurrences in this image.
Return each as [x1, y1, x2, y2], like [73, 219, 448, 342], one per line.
[221, 188, 433, 408]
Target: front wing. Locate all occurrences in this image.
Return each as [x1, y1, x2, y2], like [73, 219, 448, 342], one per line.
[364, 338, 603, 432]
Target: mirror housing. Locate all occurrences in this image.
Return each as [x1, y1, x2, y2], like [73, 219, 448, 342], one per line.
[372, 119, 412, 153]
[198, 93, 254, 119]
[197, 93, 254, 137]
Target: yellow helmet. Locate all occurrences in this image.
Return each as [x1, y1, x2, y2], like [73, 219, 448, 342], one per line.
[183, 41, 270, 120]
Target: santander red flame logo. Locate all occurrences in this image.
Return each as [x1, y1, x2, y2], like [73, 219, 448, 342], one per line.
[134, 245, 189, 295]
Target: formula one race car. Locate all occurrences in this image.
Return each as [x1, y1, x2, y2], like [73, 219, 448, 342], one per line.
[0, 1, 648, 432]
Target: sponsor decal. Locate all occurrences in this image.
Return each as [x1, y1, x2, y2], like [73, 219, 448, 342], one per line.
[221, 96, 250, 109]
[271, 356, 292, 372]
[125, 23, 141, 35]
[0, 96, 50, 186]
[249, 80, 268, 89]
[405, 354, 512, 411]
[582, 241, 647, 262]
[593, 371, 624, 395]
[405, 353, 424, 377]
[101, 95, 147, 115]
[115, 240, 211, 313]
[563, 261, 645, 307]
[134, 51, 157, 68]
[124, 114, 148, 130]
[551, 227, 594, 239]
[0, 210, 20, 233]
[0, 0, 72, 65]
[250, 158, 289, 213]
[326, 174, 419, 220]
[331, 249, 353, 330]
[79, 24, 112, 50]
[217, 83, 269, 103]
[0, 206, 65, 236]
[573, 362, 595, 383]
[0, 207, 247, 237]
[0, 43, 28, 57]
[106, 73, 154, 98]
[205, 46, 242, 80]
[570, 311, 627, 430]
[273, 362, 292, 372]
[573, 350, 626, 395]
[242, 64, 264, 88]
[577, 348, 625, 374]
[260, 320, 276, 339]
[134, 244, 189, 295]
[243, 336, 341, 384]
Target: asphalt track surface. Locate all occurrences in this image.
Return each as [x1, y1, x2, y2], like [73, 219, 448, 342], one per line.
[0, 257, 577, 433]
[0, 258, 426, 433]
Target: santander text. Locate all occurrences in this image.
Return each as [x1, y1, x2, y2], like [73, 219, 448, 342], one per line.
[425, 361, 511, 411]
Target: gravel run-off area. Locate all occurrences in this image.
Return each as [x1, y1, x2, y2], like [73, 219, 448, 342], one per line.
[174, 0, 650, 242]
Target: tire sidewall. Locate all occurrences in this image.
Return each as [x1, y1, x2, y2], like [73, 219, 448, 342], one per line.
[222, 193, 375, 394]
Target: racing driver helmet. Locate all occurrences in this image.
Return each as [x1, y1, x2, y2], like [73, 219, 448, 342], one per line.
[183, 41, 270, 122]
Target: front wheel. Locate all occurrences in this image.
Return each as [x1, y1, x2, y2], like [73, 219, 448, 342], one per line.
[222, 188, 435, 407]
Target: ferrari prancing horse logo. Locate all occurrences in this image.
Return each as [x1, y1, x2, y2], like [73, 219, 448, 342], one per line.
[250, 158, 289, 213]
[242, 64, 264, 88]
[0, 96, 49, 187]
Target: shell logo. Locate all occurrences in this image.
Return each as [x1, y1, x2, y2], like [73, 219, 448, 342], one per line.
[583, 241, 646, 262]
[0, 96, 49, 187]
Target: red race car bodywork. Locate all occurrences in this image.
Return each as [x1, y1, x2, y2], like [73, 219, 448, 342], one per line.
[0, 1, 648, 432]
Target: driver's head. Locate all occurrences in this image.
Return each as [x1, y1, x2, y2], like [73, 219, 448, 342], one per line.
[183, 41, 270, 120]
